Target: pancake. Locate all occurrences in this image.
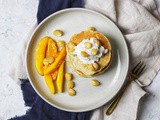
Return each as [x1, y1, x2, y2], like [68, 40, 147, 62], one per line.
[67, 30, 112, 77]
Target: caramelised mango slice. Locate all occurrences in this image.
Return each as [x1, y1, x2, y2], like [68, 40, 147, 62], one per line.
[44, 47, 66, 75]
[46, 38, 58, 58]
[46, 38, 58, 80]
[44, 74, 56, 94]
[35, 36, 49, 76]
[56, 61, 65, 93]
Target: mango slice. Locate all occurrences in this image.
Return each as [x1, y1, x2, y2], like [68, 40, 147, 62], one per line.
[44, 47, 66, 75]
[56, 61, 65, 93]
[46, 38, 58, 58]
[35, 36, 49, 76]
[44, 74, 56, 94]
[46, 38, 58, 80]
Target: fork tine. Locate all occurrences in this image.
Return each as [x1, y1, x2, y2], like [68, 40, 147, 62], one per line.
[137, 64, 146, 76]
[132, 61, 141, 73]
[134, 62, 144, 74]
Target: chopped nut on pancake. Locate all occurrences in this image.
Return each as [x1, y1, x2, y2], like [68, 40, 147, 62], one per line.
[91, 48, 98, 56]
[84, 42, 92, 49]
[81, 51, 89, 57]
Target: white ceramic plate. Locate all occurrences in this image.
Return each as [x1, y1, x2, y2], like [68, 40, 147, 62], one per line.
[26, 8, 129, 112]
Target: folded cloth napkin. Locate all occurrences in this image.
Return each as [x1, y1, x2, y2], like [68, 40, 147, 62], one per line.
[9, 0, 160, 120]
[10, 0, 91, 120]
[84, 0, 160, 120]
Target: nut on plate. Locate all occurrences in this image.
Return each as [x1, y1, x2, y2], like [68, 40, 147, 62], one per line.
[91, 79, 100, 86]
[87, 26, 95, 31]
[67, 81, 75, 89]
[84, 42, 92, 49]
[65, 73, 73, 81]
[53, 30, 63, 37]
[81, 51, 89, 57]
[91, 48, 98, 56]
[57, 40, 66, 48]
[68, 89, 76, 96]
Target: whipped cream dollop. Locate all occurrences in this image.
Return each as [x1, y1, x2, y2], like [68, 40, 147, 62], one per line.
[74, 38, 108, 64]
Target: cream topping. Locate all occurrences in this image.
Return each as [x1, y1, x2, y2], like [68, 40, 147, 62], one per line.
[74, 38, 108, 64]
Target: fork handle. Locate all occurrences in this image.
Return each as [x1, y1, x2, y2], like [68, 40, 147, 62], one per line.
[105, 94, 122, 115]
[106, 80, 132, 115]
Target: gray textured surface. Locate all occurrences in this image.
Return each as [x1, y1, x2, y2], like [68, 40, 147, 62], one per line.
[0, 0, 38, 119]
[0, 0, 159, 119]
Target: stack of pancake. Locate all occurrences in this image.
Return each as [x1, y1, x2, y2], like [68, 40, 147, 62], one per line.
[67, 30, 112, 77]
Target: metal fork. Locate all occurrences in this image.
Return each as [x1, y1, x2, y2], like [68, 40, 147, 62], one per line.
[106, 61, 146, 115]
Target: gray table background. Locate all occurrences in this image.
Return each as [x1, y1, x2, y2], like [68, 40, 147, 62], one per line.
[0, 0, 159, 119]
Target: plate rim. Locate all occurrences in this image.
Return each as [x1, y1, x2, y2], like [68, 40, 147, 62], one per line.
[25, 8, 129, 112]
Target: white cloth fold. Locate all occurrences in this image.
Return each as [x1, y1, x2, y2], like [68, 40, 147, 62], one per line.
[9, 0, 160, 120]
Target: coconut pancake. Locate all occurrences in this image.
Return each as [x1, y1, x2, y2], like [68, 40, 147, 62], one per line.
[67, 30, 112, 77]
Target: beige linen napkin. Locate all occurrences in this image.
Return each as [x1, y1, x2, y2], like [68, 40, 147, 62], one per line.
[9, 0, 160, 120]
[84, 0, 160, 120]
